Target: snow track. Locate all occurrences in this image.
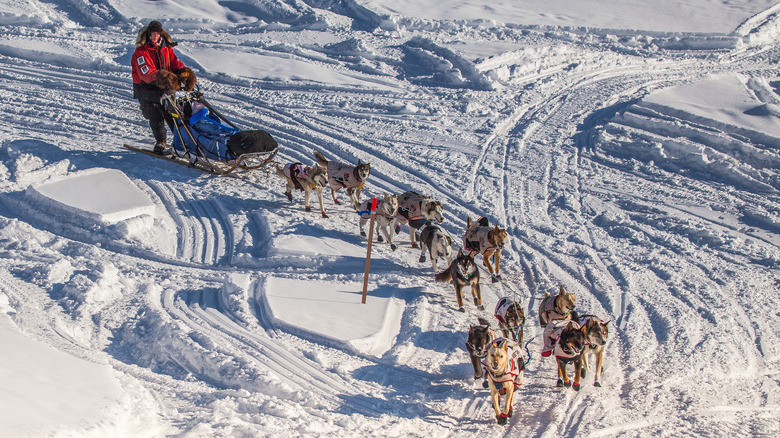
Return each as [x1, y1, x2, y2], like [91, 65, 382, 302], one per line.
[2, 2, 780, 436]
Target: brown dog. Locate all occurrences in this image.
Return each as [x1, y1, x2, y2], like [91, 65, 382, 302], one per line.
[579, 314, 610, 387]
[462, 216, 507, 283]
[552, 321, 588, 390]
[435, 249, 482, 312]
[155, 67, 197, 92]
[483, 338, 524, 424]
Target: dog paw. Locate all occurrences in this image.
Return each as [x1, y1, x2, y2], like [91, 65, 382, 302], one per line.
[334, 199, 341, 205]
[457, 306, 465, 313]
[322, 212, 328, 218]
[580, 368, 587, 378]
[390, 244, 397, 251]
[507, 408, 513, 418]
[573, 382, 580, 391]
[491, 276, 499, 283]
[285, 192, 293, 202]
[496, 415, 508, 425]
[377, 235, 384, 242]
[418, 255, 426, 263]
[564, 380, 572, 388]
[412, 243, 419, 249]
[360, 231, 366, 237]
[556, 379, 564, 388]
[594, 380, 601, 387]
[394, 225, 401, 234]
[482, 380, 489, 389]
[305, 206, 311, 212]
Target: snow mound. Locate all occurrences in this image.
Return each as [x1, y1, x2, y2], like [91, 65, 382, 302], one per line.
[26, 168, 155, 225]
[261, 277, 403, 357]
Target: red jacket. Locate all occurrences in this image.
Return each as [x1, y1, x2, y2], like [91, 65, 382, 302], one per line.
[131, 42, 185, 86]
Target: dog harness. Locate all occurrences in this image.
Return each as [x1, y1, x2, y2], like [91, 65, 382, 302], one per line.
[463, 224, 497, 254]
[539, 294, 571, 326]
[327, 161, 364, 190]
[494, 297, 517, 326]
[398, 192, 432, 226]
[542, 319, 577, 357]
[482, 338, 524, 389]
[356, 198, 395, 220]
[282, 163, 310, 191]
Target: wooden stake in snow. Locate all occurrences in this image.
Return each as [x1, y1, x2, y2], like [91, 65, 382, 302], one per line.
[361, 197, 378, 304]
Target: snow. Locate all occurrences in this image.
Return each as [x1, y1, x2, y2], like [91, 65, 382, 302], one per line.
[1, 0, 779, 437]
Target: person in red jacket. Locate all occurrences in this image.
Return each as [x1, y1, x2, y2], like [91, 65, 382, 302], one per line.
[131, 20, 196, 155]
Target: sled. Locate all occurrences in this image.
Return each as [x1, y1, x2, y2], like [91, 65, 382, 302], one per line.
[156, 88, 278, 175]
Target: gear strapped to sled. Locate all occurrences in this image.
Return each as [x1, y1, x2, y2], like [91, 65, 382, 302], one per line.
[160, 88, 278, 174]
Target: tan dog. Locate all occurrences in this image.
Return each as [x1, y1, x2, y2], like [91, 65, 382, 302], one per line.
[482, 338, 524, 425]
[463, 216, 507, 283]
[579, 314, 610, 387]
[276, 163, 329, 217]
[538, 285, 576, 327]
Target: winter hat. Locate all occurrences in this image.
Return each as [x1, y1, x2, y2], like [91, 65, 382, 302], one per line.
[147, 21, 163, 35]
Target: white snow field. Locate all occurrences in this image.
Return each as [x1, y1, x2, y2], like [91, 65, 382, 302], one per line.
[0, 0, 779, 436]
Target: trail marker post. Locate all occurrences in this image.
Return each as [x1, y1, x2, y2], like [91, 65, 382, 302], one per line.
[361, 197, 378, 304]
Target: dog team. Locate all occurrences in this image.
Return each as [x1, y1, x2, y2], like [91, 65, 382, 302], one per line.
[276, 151, 610, 425]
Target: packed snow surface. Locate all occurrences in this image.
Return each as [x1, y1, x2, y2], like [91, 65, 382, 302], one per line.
[0, 0, 779, 437]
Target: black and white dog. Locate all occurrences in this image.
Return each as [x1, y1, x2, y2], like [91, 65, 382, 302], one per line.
[418, 222, 452, 272]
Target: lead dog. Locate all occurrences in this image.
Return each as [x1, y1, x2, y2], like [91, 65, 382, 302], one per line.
[314, 150, 370, 209]
[538, 285, 576, 327]
[356, 193, 399, 250]
[483, 338, 524, 425]
[465, 317, 500, 383]
[276, 162, 329, 217]
[463, 216, 508, 283]
[418, 222, 452, 272]
[494, 296, 524, 344]
[579, 314, 610, 387]
[434, 249, 483, 312]
[393, 191, 444, 248]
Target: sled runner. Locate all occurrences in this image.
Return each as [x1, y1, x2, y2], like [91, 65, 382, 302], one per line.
[130, 88, 278, 175]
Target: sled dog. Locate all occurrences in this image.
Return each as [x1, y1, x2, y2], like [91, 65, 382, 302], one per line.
[548, 320, 587, 390]
[276, 162, 329, 217]
[356, 193, 399, 250]
[418, 222, 452, 272]
[579, 314, 610, 387]
[393, 191, 444, 248]
[494, 296, 525, 344]
[538, 285, 576, 327]
[465, 317, 500, 382]
[435, 249, 483, 312]
[314, 150, 370, 209]
[462, 216, 507, 283]
[482, 338, 524, 425]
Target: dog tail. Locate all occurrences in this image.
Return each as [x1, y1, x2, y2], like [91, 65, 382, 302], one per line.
[275, 164, 285, 178]
[466, 216, 472, 229]
[434, 268, 452, 283]
[314, 150, 328, 167]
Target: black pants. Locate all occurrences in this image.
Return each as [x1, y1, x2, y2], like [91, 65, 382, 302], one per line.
[139, 101, 175, 143]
